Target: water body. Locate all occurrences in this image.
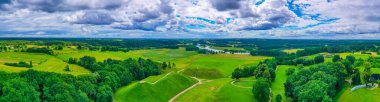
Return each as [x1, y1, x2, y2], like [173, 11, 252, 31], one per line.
[196, 44, 250, 55]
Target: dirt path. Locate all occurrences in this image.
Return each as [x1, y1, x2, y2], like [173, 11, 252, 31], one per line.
[168, 77, 202, 102]
[230, 79, 254, 89]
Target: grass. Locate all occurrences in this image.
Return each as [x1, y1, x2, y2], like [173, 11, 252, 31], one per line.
[303, 52, 374, 63]
[114, 73, 197, 102]
[175, 78, 257, 102]
[271, 65, 296, 102]
[335, 86, 380, 102]
[282, 49, 303, 54]
[187, 54, 270, 76]
[0, 52, 90, 75]
[32, 57, 91, 75]
[182, 68, 224, 79]
[56, 51, 131, 61]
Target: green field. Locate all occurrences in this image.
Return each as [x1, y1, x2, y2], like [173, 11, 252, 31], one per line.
[186, 54, 270, 76]
[271, 65, 296, 102]
[335, 86, 380, 102]
[0, 52, 91, 75]
[282, 49, 303, 54]
[303, 52, 374, 63]
[114, 73, 197, 102]
[175, 78, 257, 102]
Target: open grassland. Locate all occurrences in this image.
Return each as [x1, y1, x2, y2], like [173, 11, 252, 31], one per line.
[33, 57, 91, 75]
[271, 65, 297, 102]
[187, 54, 270, 76]
[303, 52, 374, 63]
[335, 86, 380, 102]
[282, 49, 303, 54]
[175, 78, 257, 102]
[0, 52, 51, 64]
[57, 51, 131, 61]
[114, 73, 197, 102]
[0, 52, 91, 75]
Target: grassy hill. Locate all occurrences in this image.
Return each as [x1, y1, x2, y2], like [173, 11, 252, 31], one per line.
[114, 73, 197, 102]
[175, 78, 257, 102]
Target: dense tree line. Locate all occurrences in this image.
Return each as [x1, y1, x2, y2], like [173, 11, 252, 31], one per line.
[4, 61, 33, 68]
[24, 47, 54, 55]
[0, 56, 163, 101]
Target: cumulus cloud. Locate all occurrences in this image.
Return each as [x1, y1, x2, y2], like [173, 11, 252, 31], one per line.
[0, 0, 379, 38]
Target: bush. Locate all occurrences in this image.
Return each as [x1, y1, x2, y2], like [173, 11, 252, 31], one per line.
[286, 68, 295, 75]
[276, 94, 282, 102]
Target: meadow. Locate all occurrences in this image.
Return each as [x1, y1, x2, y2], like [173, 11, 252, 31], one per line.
[0, 52, 90, 75]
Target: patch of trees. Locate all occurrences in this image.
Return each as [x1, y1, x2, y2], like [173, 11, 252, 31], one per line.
[284, 63, 347, 101]
[232, 59, 277, 82]
[162, 61, 175, 69]
[24, 47, 54, 55]
[4, 61, 33, 68]
[0, 56, 163, 101]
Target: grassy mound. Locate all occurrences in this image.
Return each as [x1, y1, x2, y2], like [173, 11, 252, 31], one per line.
[114, 73, 197, 102]
[33, 57, 91, 75]
[175, 78, 257, 102]
[335, 86, 380, 102]
[182, 68, 224, 79]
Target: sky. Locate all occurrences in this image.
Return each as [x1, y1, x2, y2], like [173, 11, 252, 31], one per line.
[0, 0, 379, 39]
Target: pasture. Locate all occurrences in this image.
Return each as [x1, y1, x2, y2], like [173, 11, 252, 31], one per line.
[282, 49, 303, 54]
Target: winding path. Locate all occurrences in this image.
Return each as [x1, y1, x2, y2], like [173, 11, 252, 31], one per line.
[168, 77, 202, 102]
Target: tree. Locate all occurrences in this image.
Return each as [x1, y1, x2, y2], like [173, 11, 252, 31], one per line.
[352, 68, 361, 85]
[276, 94, 282, 102]
[294, 80, 329, 101]
[332, 55, 342, 62]
[168, 62, 172, 69]
[314, 55, 324, 64]
[346, 55, 356, 64]
[29, 61, 33, 67]
[1, 78, 40, 102]
[255, 64, 271, 81]
[162, 62, 167, 69]
[286, 68, 295, 75]
[252, 78, 270, 102]
[341, 59, 353, 75]
[64, 65, 70, 71]
[363, 62, 372, 85]
[96, 85, 113, 102]
[232, 68, 242, 80]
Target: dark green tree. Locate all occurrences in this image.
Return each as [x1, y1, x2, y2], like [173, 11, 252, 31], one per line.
[1, 78, 40, 102]
[314, 55, 324, 64]
[252, 78, 270, 102]
[276, 94, 282, 102]
[346, 55, 356, 64]
[96, 85, 113, 102]
[332, 55, 342, 62]
[232, 68, 242, 80]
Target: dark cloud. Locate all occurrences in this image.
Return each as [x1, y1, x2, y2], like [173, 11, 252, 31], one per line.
[73, 11, 116, 25]
[210, 0, 242, 11]
[0, 0, 123, 12]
